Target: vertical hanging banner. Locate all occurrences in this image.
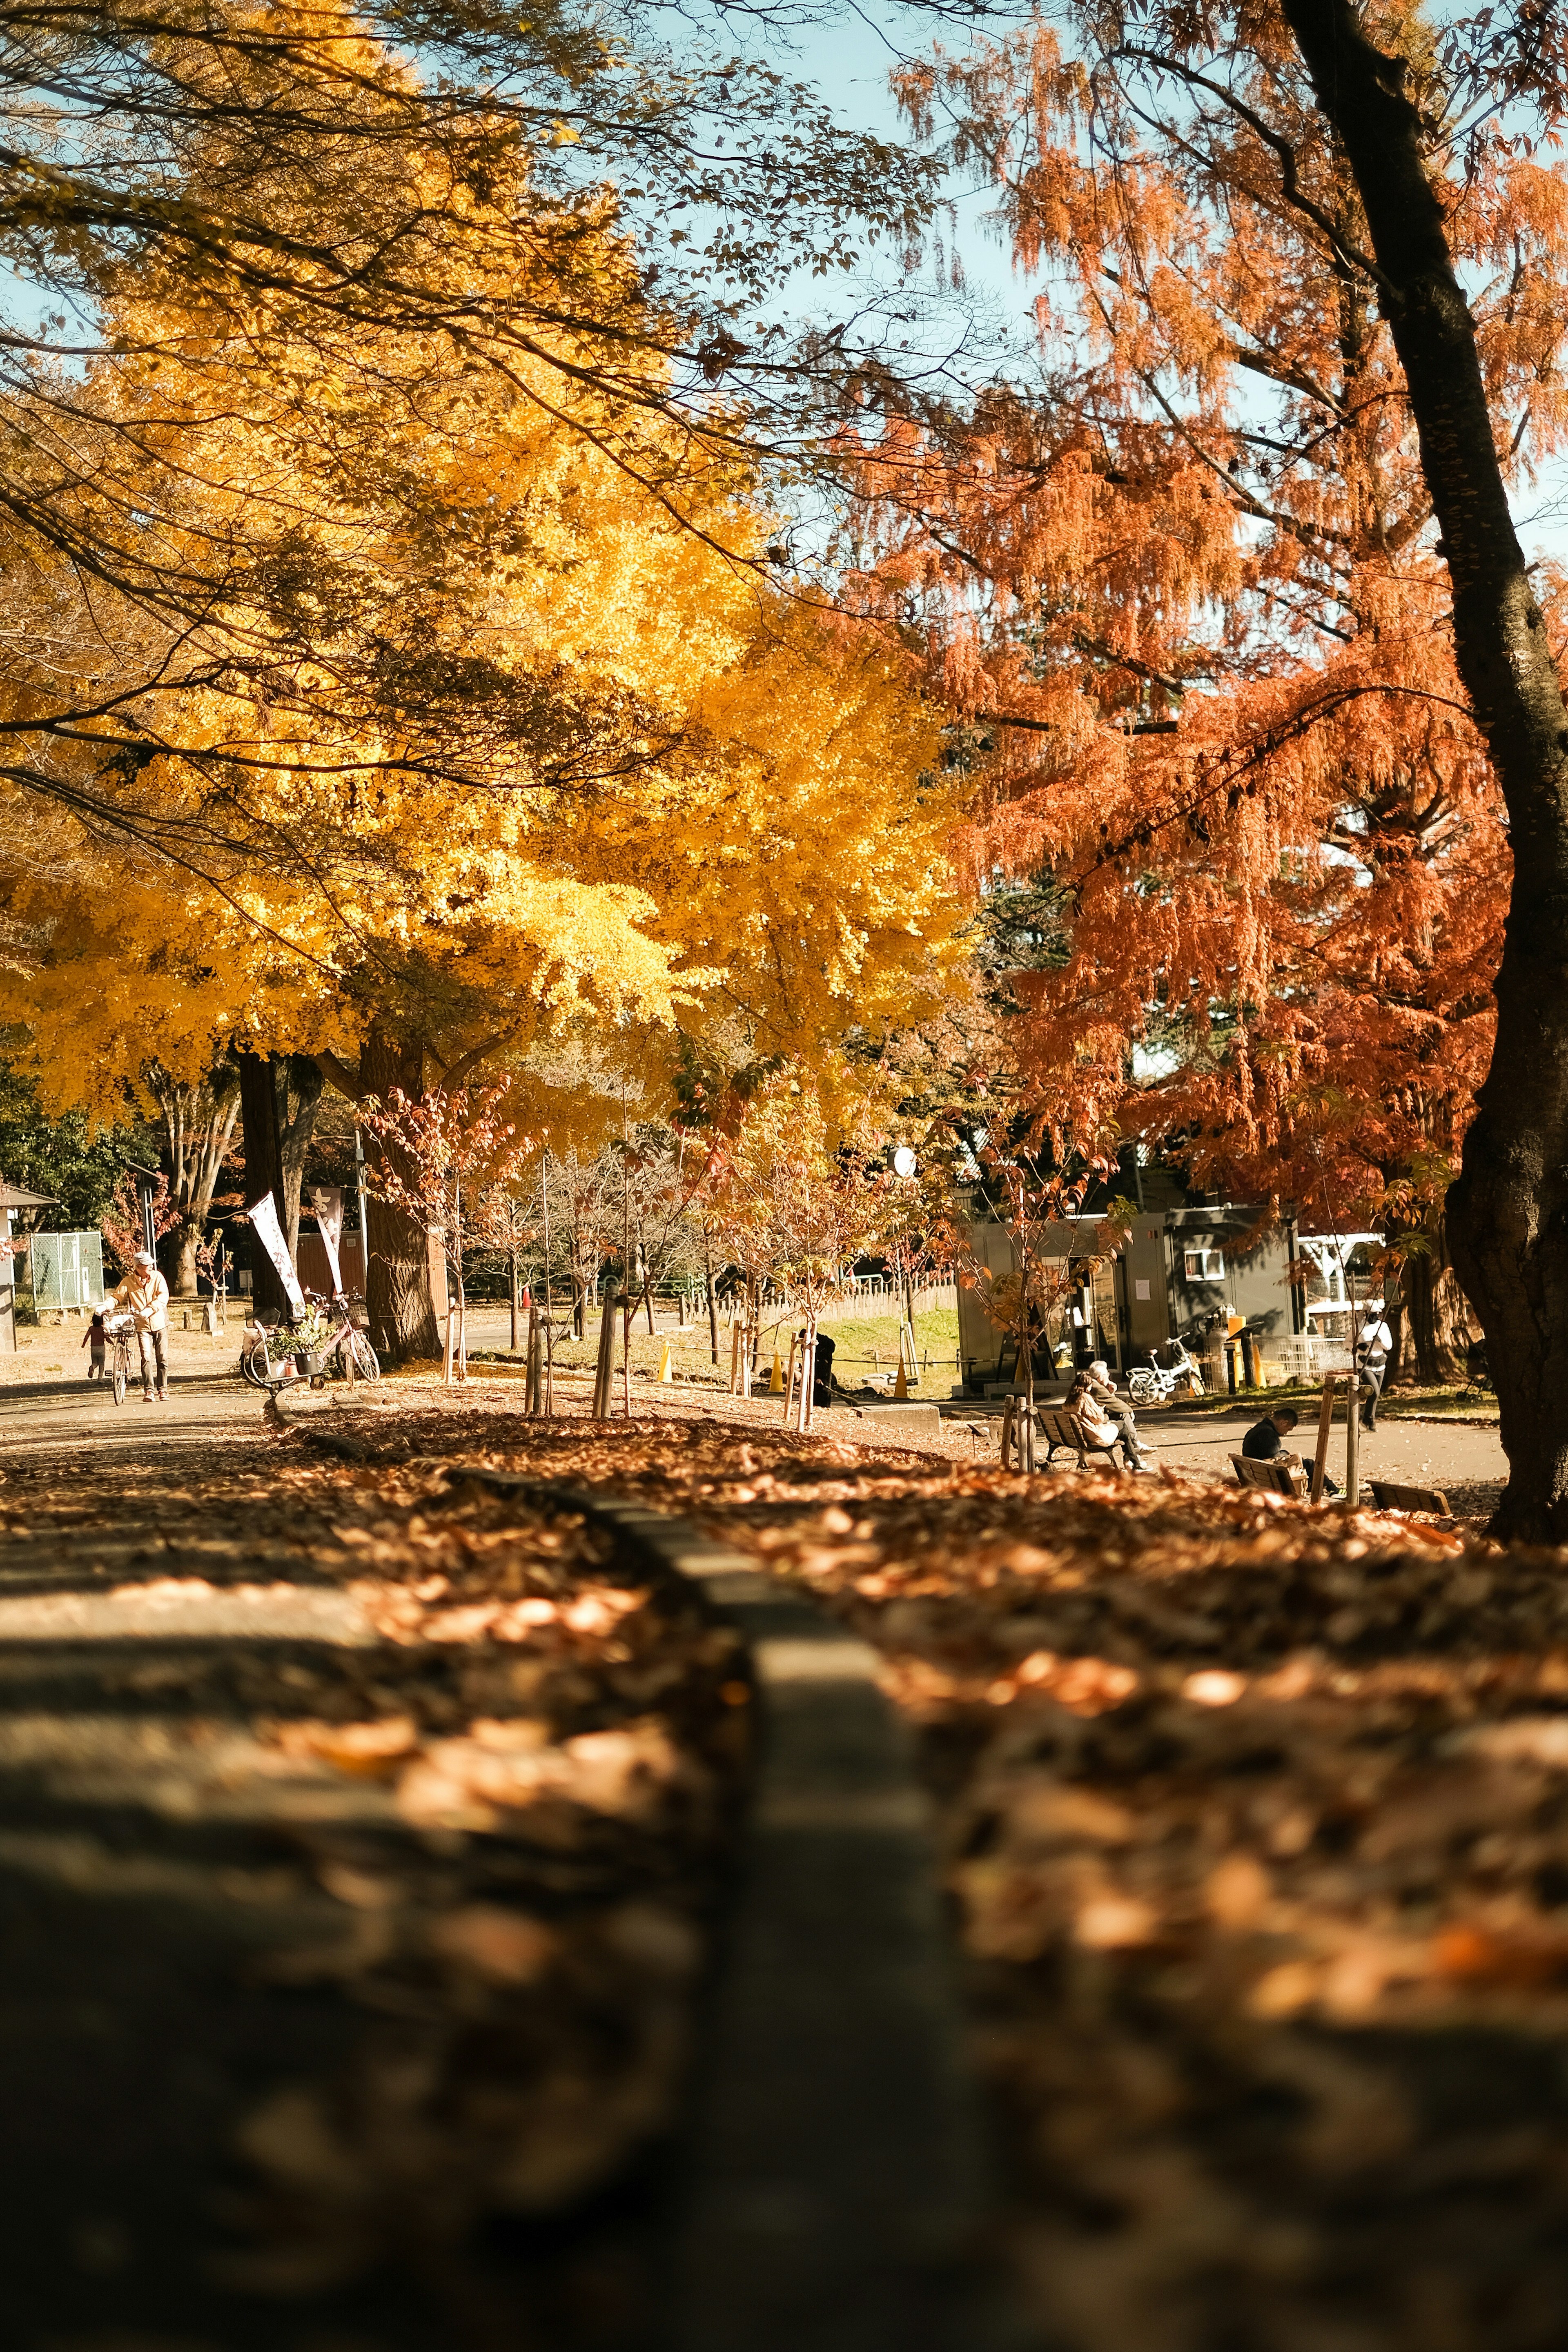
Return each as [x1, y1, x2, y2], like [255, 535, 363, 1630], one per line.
[311, 1185, 345, 1296]
[248, 1194, 307, 1316]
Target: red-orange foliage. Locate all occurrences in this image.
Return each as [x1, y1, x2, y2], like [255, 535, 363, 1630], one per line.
[850, 8, 1568, 1374]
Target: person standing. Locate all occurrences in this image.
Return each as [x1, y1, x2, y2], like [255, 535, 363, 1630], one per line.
[114, 1250, 171, 1403]
[1354, 1313, 1394, 1430]
[797, 1327, 836, 1408]
[81, 1308, 108, 1381]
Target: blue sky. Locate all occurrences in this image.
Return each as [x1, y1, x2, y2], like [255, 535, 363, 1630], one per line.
[718, 0, 1568, 564]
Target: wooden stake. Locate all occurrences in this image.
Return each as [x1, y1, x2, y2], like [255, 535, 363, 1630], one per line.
[592, 1286, 619, 1418]
[1310, 1376, 1337, 1502]
[540, 1153, 555, 1421]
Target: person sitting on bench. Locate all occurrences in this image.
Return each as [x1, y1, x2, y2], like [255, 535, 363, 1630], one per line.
[1066, 1367, 1153, 1471]
[1075, 1360, 1156, 1471]
[1243, 1406, 1339, 1497]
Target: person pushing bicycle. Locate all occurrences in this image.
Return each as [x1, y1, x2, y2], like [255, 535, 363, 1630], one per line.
[112, 1250, 171, 1403]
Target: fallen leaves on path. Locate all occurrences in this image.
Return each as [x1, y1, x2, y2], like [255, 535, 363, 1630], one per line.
[0, 1429, 744, 2344]
[312, 1404, 1568, 2352]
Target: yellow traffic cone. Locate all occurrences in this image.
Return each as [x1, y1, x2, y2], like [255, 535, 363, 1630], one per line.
[894, 1360, 908, 1399]
[769, 1349, 783, 1393]
[657, 1339, 673, 1383]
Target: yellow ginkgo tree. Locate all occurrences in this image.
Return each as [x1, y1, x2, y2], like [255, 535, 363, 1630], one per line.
[0, 94, 963, 1355]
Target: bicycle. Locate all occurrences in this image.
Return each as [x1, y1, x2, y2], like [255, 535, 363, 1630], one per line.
[103, 1311, 136, 1406]
[1127, 1336, 1206, 1406]
[240, 1291, 379, 1389]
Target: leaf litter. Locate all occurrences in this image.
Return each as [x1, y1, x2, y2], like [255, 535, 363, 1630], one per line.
[303, 1402, 1568, 2352]
[0, 1432, 746, 2351]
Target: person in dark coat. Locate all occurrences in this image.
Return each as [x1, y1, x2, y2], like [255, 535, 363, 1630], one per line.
[799, 1329, 836, 1407]
[1243, 1407, 1339, 1495]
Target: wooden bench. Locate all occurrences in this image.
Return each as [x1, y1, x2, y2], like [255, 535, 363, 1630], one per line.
[1231, 1452, 1309, 1498]
[1369, 1478, 1452, 1519]
[1040, 1405, 1124, 1471]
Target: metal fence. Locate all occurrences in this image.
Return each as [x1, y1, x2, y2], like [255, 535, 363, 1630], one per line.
[1275, 1333, 1353, 1383]
[29, 1230, 106, 1311]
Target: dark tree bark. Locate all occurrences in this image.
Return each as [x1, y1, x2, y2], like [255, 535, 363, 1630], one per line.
[1282, 0, 1568, 1536]
[1401, 1218, 1473, 1386]
[1383, 1211, 1473, 1385]
[276, 1058, 324, 1264]
[356, 1027, 444, 1366]
[236, 1047, 288, 1318]
[236, 1050, 325, 1316]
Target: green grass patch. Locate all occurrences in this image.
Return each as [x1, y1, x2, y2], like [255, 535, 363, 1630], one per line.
[1171, 1378, 1497, 1420]
[467, 1303, 963, 1391]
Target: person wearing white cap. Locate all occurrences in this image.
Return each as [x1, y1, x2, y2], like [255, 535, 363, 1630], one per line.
[112, 1250, 172, 1403]
[1076, 1358, 1157, 1471]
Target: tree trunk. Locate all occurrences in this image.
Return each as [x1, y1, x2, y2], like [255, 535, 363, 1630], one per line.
[147, 1061, 240, 1300]
[236, 1050, 323, 1316]
[1284, 0, 1568, 1537]
[704, 1228, 720, 1365]
[171, 1225, 201, 1298]
[276, 1058, 324, 1263]
[358, 1028, 443, 1365]
[1397, 1215, 1472, 1386]
[236, 1046, 288, 1319]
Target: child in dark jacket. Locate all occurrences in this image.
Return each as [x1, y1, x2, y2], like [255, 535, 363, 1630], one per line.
[82, 1309, 107, 1380]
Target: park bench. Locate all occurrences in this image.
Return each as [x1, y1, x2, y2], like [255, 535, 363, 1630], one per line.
[1369, 1477, 1453, 1519]
[1231, 1452, 1309, 1498]
[1039, 1403, 1124, 1472]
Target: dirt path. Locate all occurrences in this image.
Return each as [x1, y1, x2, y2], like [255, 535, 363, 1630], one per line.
[0, 1383, 746, 2352]
[1138, 1400, 1507, 1513]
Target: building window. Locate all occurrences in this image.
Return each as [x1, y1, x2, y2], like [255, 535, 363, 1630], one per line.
[1184, 1247, 1225, 1283]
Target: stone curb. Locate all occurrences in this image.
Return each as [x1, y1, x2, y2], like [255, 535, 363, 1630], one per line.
[423, 1463, 1005, 2352]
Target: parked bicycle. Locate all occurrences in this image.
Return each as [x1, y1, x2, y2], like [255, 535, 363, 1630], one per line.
[240, 1291, 379, 1389]
[1126, 1334, 1206, 1405]
[103, 1310, 137, 1406]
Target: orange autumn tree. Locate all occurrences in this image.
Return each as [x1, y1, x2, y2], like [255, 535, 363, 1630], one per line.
[849, 3, 1568, 1388]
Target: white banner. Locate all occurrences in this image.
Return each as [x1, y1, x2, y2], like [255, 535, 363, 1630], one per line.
[311, 1185, 344, 1297]
[248, 1193, 306, 1315]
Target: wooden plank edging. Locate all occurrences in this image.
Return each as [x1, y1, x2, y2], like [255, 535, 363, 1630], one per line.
[428, 1466, 1002, 2352]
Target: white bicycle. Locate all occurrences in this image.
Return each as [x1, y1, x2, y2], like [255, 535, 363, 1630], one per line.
[1127, 1338, 1205, 1405]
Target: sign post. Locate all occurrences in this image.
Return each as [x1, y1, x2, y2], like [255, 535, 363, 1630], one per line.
[1310, 1376, 1337, 1503]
